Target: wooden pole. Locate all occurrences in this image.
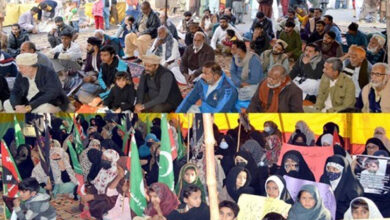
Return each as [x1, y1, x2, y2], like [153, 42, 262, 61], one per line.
[278, 113, 287, 143]
[187, 114, 191, 162]
[236, 117, 242, 152]
[164, 0, 168, 25]
[203, 114, 218, 220]
[387, 0, 390, 64]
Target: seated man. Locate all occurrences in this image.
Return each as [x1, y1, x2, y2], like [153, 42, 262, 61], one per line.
[20, 41, 54, 70]
[47, 31, 82, 88]
[210, 16, 242, 50]
[249, 11, 274, 39]
[250, 24, 271, 56]
[306, 57, 356, 112]
[290, 43, 325, 101]
[18, 7, 40, 34]
[4, 53, 69, 113]
[114, 15, 136, 47]
[159, 12, 179, 40]
[230, 40, 263, 107]
[358, 63, 390, 112]
[48, 16, 78, 48]
[345, 22, 368, 52]
[180, 31, 215, 83]
[37, 0, 58, 21]
[8, 24, 30, 57]
[323, 15, 342, 43]
[247, 64, 303, 113]
[0, 50, 18, 77]
[124, 1, 160, 58]
[176, 61, 238, 113]
[178, 11, 193, 39]
[343, 45, 372, 99]
[307, 20, 325, 44]
[135, 54, 183, 112]
[301, 8, 322, 42]
[260, 39, 289, 74]
[279, 21, 302, 61]
[148, 26, 182, 84]
[185, 19, 205, 46]
[366, 34, 387, 64]
[84, 37, 102, 75]
[95, 29, 124, 58]
[276, 9, 300, 37]
[88, 45, 129, 105]
[315, 31, 343, 60]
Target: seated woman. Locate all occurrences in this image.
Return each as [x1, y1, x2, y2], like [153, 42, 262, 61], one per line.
[168, 184, 210, 220]
[287, 121, 315, 146]
[320, 155, 363, 220]
[287, 184, 331, 220]
[219, 166, 255, 203]
[31, 140, 78, 199]
[265, 175, 293, 204]
[175, 163, 207, 203]
[343, 197, 383, 219]
[230, 40, 263, 110]
[277, 150, 315, 182]
[144, 182, 180, 219]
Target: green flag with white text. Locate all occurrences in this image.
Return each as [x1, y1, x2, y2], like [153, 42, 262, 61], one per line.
[14, 115, 25, 147]
[158, 114, 174, 191]
[130, 134, 147, 216]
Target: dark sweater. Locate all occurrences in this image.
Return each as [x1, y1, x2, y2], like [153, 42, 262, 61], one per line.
[104, 83, 136, 111]
[0, 75, 10, 102]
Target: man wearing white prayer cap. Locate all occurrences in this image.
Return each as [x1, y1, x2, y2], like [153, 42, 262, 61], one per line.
[3, 53, 69, 113]
[134, 54, 183, 113]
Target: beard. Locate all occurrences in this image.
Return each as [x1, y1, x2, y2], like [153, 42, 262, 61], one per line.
[267, 82, 281, 89]
[371, 80, 386, 89]
[322, 42, 332, 52]
[272, 50, 282, 55]
[367, 45, 379, 54]
[87, 48, 95, 54]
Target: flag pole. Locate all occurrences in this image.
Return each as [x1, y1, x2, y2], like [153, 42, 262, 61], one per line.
[187, 114, 190, 162]
[203, 114, 218, 220]
[236, 116, 242, 152]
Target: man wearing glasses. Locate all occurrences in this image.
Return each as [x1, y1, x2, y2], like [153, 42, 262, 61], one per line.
[358, 63, 390, 112]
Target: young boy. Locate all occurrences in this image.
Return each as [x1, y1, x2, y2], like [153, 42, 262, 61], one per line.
[13, 177, 56, 220]
[219, 200, 240, 220]
[168, 184, 210, 220]
[103, 71, 136, 113]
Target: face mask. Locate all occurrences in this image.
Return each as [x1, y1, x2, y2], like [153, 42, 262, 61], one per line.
[219, 141, 229, 150]
[101, 159, 112, 170]
[237, 162, 247, 167]
[147, 142, 154, 147]
[326, 171, 341, 181]
[264, 126, 274, 134]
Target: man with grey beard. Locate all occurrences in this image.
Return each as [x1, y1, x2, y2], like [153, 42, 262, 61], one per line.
[366, 34, 387, 64]
[358, 63, 390, 112]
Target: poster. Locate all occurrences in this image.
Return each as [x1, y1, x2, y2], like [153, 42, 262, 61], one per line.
[355, 155, 390, 195]
[277, 143, 334, 181]
[237, 194, 291, 220]
[284, 175, 336, 220]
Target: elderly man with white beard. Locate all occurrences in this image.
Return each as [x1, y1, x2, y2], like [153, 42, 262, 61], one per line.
[366, 34, 387, 64]
[358, 63, 390, 112]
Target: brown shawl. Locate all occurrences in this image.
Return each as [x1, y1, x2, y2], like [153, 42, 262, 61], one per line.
[259, 77, 291, 112]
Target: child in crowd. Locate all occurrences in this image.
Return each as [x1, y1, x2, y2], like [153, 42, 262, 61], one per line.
[168, 184, 210, 220]
[219, 200, 240, 220]
[13, 177, 56, 220]
[103, 71, 136, 113]
[343, 197, 383, 219]
[222, 29, 237, 53]
[65, 1, 80, 32]
[175, 163, 206, 202]
[92, 0, 104, 30]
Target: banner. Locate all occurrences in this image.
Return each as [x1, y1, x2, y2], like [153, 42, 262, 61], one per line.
[277, 143, 334, 181]
[355, 155, 390, 195]
[237, 194, 291, 220]
[284, 175, 336, 220]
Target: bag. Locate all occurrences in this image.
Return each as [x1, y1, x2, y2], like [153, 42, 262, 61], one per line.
[238, 84, 258, 101]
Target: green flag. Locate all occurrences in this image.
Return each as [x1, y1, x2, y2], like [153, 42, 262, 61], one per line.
[176, 124, 185, 160]
[73, 117, 84, 155]
[158, 114, 175, 191]
[14, 115, 25, 147]
[66, 141, 82, 174]
[130, 134, 147, 216]
[146, 115, 151, 134]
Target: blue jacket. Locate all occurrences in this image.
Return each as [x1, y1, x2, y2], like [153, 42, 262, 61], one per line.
[98, 58, 128, 99]
[103, 34, 124, 57]
[176, 73, 238, 113]
[329, 25, 342, 43]
[230, 54, 263, 88]
[346, 31, 368, 49]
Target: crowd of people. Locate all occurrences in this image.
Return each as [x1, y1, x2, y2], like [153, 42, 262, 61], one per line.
[0, 0, 388, 114]
[1, 114, 390, 220]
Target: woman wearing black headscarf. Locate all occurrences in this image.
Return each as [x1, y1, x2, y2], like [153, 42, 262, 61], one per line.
[14, 144, 34, 179]
[219, 166, 255, 202]
[362, 138, 390, 156]
[290, 133, 308, 146]
[234, 150, 258, 185]
[216, 134, 237, 176]
[277, 150, 315, 181]
[320, 155, 363, 220]
[316, 122, 345, 147]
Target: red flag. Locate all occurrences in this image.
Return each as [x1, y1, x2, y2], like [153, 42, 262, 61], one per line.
[1, 141, 22, 198]
[333, 129, 341, 147]
[169, 125, 178, 160]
